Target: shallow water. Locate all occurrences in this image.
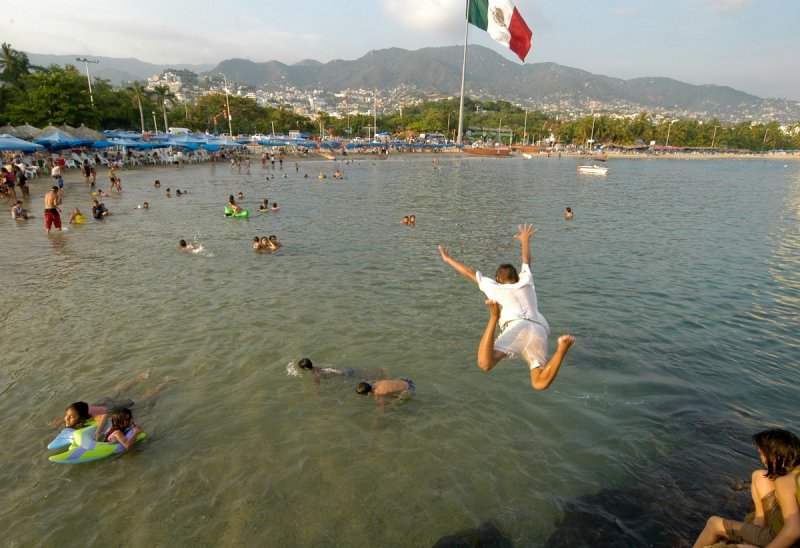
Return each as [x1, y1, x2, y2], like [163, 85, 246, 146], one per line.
[2, 155, 798, 546]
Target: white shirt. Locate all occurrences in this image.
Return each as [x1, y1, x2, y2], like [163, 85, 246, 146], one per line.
[476, 263, 549, 333]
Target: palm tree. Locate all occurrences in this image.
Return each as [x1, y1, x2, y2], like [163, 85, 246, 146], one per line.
[0, 42, 31, 89]
[152, 84, 176, 133]
[127, 81, 147, 134]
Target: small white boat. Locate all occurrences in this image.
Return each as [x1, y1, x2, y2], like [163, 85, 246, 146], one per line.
[521, 152, 533, 159]
[577, 164, 609, 175]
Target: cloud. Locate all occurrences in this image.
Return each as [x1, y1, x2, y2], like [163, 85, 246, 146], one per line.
[611, 7, 635, 16]
[707, 0, 753, 12]
[381, 0, 463, 34]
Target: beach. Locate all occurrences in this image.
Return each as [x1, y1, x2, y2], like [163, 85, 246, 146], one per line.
[2, 155, 798, 546]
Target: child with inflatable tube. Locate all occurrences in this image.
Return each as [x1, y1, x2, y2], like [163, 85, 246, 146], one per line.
[102, 408, 142, 451]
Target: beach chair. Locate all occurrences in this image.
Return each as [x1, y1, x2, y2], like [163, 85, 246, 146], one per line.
[65, 159, 78, 169]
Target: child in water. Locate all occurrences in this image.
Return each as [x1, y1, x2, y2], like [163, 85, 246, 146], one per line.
[179, 239, 197, 252]
[259, 199, 269, 212]
[356, 378, 416, 412]
[69, 207, 86, 224]
[103, 408, 142, 451]
[60, 401, 95, 430]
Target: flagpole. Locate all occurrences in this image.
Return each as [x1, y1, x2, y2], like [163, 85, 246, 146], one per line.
[456, 0, 470, 145]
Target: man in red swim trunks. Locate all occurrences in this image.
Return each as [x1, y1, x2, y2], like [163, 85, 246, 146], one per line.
[44, 185, 62, 233]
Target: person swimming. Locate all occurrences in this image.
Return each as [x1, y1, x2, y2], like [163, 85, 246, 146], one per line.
[179, 239, 197, 252]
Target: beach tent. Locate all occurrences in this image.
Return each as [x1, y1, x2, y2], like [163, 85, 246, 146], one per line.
[103, 130, 144, 140]
[206, 137, 242, 147]
[0, 134, 44, 152]
[147, 133, 171, 142]
[0, 123, 15, 135]
[34, 124, 63, 138]
[167, 133, 207, 145]
[35, 130, 92, 149]
[59, 124, 79, 136]
[11, 124, 40, 140]
[73, 124, 106, 141]
[89, 140, 117, 149]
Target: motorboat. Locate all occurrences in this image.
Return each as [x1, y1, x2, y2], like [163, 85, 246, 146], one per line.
[577, 164, 609, 175]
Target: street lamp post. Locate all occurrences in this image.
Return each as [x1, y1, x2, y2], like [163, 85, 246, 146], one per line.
[498, 117, 503, 146]
[447, 110, 457, 142]
[523, 109, 529, 145]
[711, 125, 720, 149]
[219, 73, 234, 137]
[665, 119, 677, 147]
[588, 113, 596, 150]
[75, 57, 99, 105]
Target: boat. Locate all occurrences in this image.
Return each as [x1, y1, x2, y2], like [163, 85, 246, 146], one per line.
[316, 151, 336, 160]
[463, 147, 511, 157]
[577, 164, 609, 175]
[521, 152, 533, 159]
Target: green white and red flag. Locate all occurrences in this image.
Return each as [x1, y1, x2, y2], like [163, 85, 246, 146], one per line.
[467, 0, 533, 62]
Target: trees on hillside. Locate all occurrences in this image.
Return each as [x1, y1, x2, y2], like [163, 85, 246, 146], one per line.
[0, 42, 797, 149]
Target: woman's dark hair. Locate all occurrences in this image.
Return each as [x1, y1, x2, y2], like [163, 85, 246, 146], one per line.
[68, 401, 91, 423]
[355, 382, 372, 395]
[298, 358, 313, 370]
[753, 429, 800, 479]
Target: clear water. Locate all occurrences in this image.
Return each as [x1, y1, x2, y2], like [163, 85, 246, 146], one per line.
[2, 155, 798, 546]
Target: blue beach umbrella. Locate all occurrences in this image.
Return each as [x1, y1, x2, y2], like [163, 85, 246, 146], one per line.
[35, 130, 92, 149]
[168, 133, 206, 145]
[103, 129, 144, 140]
[90, 140, 117, 149]
[0, 134, 44, 152]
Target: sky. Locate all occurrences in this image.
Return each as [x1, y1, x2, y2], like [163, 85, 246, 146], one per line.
[4, 0, 800, 100]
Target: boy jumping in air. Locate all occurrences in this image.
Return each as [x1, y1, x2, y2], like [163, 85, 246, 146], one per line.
[438, 224, 574, 390]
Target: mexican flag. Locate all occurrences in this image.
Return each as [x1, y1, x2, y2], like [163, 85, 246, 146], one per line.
[467, 0, 532, 62]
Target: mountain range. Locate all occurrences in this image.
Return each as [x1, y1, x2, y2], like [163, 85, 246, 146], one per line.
[26, 46, 800, 123]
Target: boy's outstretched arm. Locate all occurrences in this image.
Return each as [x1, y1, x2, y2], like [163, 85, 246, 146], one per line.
[438, 245, 478, 283]
[513, 224, 536, 266]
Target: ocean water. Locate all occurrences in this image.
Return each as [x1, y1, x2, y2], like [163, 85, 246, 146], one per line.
[1, 154, 798, 547]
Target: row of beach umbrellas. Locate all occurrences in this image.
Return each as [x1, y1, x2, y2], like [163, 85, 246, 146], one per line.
[0, 125, 252, 153]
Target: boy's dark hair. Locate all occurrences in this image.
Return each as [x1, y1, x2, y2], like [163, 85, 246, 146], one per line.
[298, 358, 313, 370]
[179, 240, 187, 247]
[495, 263, 519, 283]
[752, 429, 800, 479]
[355, 382, 372, 395]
